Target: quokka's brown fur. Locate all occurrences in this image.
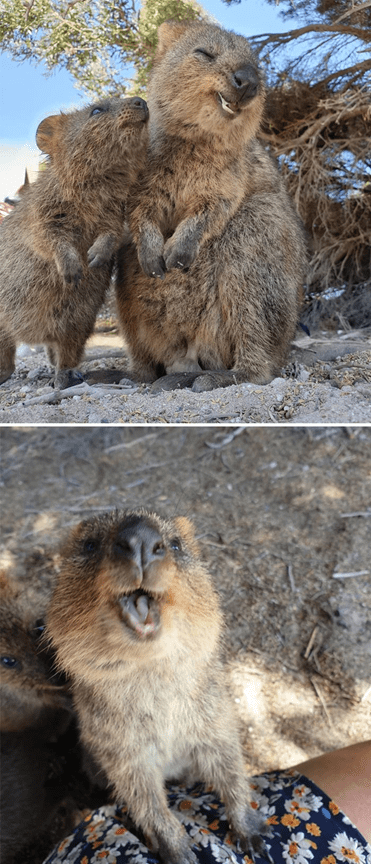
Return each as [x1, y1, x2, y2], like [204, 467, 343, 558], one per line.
[0, 554, 70, 732]
[115, 20, 307, 390]
[47, 509, 267, 864]
[0, 96, 148, 388]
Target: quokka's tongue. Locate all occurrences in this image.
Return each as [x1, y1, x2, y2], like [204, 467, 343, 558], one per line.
[119, 591, 158, 636]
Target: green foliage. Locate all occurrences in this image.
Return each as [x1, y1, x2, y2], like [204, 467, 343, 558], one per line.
[0, 0, 205, 97]
[131, 0, 203, 93]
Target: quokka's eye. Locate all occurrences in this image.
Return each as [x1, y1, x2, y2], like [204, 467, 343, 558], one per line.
[1, 656, 21, 669]
[194, 48, 215, 60]
[83, 538, 100, 554]
[34, 619, 46, 635]
[170, 537, 182, 552]
[90, 106, 105, 117]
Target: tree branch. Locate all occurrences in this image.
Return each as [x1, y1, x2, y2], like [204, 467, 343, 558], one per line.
[23, 0, 36, 22]
[333, 0, 371, 25]
[314, 58, 371, 88]
[251, 21, 370, 51]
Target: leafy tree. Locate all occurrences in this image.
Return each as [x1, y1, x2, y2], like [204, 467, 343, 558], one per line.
[0, 0, 204, 97]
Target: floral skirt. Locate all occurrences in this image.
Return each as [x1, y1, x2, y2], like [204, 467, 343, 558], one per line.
[43, 770, 370, 864]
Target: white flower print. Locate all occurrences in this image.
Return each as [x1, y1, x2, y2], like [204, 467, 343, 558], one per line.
[284, 786, 323, 821]
[103, 822, 138, 847]
[282, 831, 315, 864]
[328, 832, 367, 864]
[90, 847, 121, 863]
[45, 841, 84, 863]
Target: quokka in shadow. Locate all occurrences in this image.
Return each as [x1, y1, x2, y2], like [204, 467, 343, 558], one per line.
[115, 20, 306, 392]
[47, 509, 268, 864]
[0, 559, 70, 733]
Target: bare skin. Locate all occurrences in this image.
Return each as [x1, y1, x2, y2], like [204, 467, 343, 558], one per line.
[292, 740, 371, 843]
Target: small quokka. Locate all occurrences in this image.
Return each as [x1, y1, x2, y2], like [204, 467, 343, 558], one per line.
[0, 96, 148, 388]
[115, 20, 306, 390]
[47, 509, 266, 864]
[0, 565, 69, 732]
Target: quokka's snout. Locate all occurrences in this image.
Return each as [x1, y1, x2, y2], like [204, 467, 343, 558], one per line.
[107, 513, 171, 639]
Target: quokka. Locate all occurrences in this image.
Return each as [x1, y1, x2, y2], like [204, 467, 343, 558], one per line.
[0, 561, 69, 732]
[0, 96, 148, 388]
[115, 20, 306, 390]
[47, 508, 267, 864]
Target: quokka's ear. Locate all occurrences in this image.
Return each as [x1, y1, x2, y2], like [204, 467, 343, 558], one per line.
[155, 19, 196, 58]
[36, 114, 67, 155]
[173, 516, 199, 553]
[0, 569, 17, 597]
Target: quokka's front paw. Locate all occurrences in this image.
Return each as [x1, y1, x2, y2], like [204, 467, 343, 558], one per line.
[60, 251, 84, 286]
[140, 251, 167, 279]
[157, 835, 199, 864]
[163, 234, 199, 272]
[87, 234, 116, 269]
[233, 809, 271, 861]
[137, 224, 166, 278]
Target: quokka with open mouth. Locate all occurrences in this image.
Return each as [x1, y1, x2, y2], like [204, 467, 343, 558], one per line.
[46, 508, 267, 864]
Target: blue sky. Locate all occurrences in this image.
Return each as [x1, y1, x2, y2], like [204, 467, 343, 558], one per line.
[0, 0, 288, 201]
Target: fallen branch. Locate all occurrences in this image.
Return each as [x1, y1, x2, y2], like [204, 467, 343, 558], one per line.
[20, 381, 137, 407]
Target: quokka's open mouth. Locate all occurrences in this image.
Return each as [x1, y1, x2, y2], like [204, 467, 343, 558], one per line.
[217, 92, 237, 115]
[118, 590, 161, 637]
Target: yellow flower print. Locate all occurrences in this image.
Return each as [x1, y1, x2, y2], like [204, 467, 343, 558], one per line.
[282, 814, 301, 828]
[179, 799, 193, 810]
[294, 786, 308, 798]
[320, 856, 336, 864]
[307, 823, 321, 836]
[267, 815, 279, 825]
[329, 801, 340, 816]
[342, 848, 360, 862]
[292, 802, 310, 814]
[208, 820, 219, 830]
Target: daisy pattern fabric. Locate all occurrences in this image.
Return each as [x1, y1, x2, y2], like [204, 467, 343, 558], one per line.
[43, 771, 371, 864]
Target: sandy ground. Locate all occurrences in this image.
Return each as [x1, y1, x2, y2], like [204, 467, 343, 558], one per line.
[1, 426, 370, 861]
[0, 328, 370, 424]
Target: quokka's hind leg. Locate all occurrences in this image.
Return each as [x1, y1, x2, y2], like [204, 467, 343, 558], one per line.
[53, 332, 88, 389]
[0, 325, 16, 384]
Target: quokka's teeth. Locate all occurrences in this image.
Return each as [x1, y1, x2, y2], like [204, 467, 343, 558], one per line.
[218, 93, 235, 115]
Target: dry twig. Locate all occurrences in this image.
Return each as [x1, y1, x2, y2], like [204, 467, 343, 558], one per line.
[310, 676, 335, 730]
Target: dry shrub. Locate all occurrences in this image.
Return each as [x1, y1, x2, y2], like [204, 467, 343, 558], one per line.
[262, 81, 371, 312]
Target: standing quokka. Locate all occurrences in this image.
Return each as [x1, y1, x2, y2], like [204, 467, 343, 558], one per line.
[0, 562, 70, 732]
[0, 96, 148, 388]
[115, 20, 307, 391]
[47, 509, 267, 864]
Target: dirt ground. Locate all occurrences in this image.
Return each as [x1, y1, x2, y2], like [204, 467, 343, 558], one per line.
[0, 326, 370, 424]
[1, 425, 370, 860]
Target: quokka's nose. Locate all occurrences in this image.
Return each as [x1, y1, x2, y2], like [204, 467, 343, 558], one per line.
[232, 65, 259, 100]
[113, 516, 165, 574]
[126, 96, 148, 112]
